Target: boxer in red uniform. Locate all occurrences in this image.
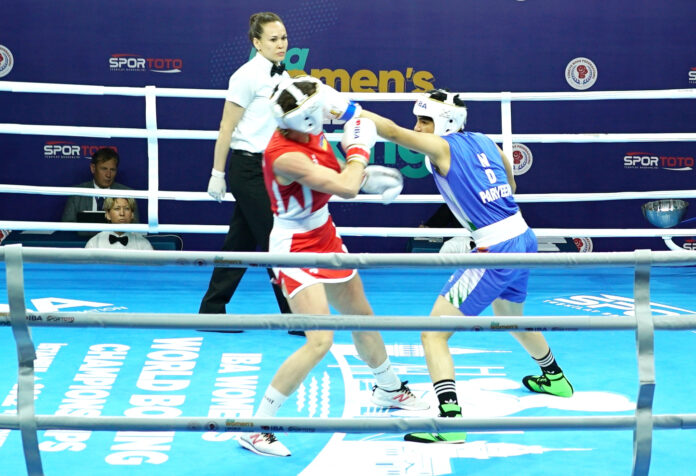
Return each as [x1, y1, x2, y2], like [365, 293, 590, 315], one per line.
[238, 77, 428, 458]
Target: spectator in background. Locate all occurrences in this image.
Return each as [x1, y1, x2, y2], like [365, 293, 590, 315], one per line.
[85, 197, 152, 250]
[61, 147, 140, 222]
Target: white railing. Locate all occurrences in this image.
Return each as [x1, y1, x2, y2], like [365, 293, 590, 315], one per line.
[1, 81, 695, 241]
[2, 244, 696, 475]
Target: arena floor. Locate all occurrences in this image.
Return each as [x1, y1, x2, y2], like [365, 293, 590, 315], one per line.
[1, 263, 695, 476]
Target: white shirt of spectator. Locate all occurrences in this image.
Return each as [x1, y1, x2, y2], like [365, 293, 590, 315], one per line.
[85, 231, 153, 250]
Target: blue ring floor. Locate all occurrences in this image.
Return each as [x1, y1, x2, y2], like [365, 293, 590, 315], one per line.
[1, 263, 695, 476]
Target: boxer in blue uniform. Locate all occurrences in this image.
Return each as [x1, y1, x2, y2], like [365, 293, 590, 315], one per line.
[323, 87, 574, 443]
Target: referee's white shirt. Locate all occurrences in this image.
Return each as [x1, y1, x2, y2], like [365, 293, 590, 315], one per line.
[226, 52, 289, 154]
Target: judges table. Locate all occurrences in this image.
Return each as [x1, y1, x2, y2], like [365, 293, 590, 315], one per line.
[3, 231, 182, 250]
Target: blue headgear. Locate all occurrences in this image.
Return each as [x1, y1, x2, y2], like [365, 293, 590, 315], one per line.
[270, 76, 324, 135]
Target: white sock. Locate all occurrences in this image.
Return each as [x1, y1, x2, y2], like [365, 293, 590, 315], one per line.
[370, 358, 402, 391]
[256, 385, 288, 417]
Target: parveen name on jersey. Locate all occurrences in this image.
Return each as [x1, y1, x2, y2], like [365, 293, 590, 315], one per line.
[479, 183, 512, 204]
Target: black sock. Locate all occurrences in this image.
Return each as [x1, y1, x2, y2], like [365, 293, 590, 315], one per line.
[433, 379, 458, 406]
[534, 350, 562, 375]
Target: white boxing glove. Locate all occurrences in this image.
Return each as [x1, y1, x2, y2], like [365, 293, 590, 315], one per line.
[207, 168, 227, 202]
[341, 117, 377, 167]
[321, 83, 362, 122]
[362, 165, 404, 204]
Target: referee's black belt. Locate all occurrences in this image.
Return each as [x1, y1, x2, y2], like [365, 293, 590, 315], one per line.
[231, 149, 262, 158]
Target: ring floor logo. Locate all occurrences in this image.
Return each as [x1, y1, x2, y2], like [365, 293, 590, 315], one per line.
[544, 293, 696, 317]
[0, 296, 343, 475]
[302, 344, 633, 475]
[0, 298, 647, 475]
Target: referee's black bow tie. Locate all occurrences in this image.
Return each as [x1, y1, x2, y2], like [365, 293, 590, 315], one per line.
[270, 62, 286, 76]
[109, 234, 128, 246]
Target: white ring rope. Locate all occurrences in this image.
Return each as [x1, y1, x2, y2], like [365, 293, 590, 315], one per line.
[8, 312, 696, 332]
[1, 81, 695, 247]
[1, 221, 696, 239]
[4, 184, 696, 203]
[0, 414, 692, 434]
[3, 80, 696, 100]
[3, 246, 696, 267]
[3, 123, 696, 144]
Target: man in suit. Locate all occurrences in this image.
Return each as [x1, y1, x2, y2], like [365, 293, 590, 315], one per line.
[61, 147, 140, 222]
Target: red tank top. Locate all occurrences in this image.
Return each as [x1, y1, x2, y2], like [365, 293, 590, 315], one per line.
[263, 130, 341, 219]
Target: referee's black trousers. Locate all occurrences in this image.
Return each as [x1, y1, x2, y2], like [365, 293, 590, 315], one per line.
[199, 150, 291, 315]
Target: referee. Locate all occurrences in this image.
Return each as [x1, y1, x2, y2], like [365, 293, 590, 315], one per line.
[201, 12, 297, 334]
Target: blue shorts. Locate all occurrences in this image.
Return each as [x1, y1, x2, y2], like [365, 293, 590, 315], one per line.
[439, 228, 537, 316]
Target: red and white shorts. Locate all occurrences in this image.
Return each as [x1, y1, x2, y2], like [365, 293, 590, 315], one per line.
[269, 213, 356, 298]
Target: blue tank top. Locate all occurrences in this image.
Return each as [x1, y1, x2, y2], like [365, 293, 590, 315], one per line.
[433, 132, 519, 231]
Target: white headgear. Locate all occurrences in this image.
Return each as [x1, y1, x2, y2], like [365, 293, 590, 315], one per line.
[270, 76, 324, 135]
[412, 89, 467, 136]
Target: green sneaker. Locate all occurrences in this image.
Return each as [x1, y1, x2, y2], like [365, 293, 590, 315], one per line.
[404, 403, 467, 444]
[522, 371, 574, 397]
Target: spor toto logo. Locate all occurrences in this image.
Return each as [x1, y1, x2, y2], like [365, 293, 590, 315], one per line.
[511, 143, 533, 175]
[0, 45, 14, 78]
[623, 151, 694, 171]
[682, 238, 696, 251]
[565, 57, 597, 90]
[44, 141, 118, 159]
[109, 54, 182, 73]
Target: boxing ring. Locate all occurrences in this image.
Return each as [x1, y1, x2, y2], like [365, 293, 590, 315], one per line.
[2, 82, 696, 476]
